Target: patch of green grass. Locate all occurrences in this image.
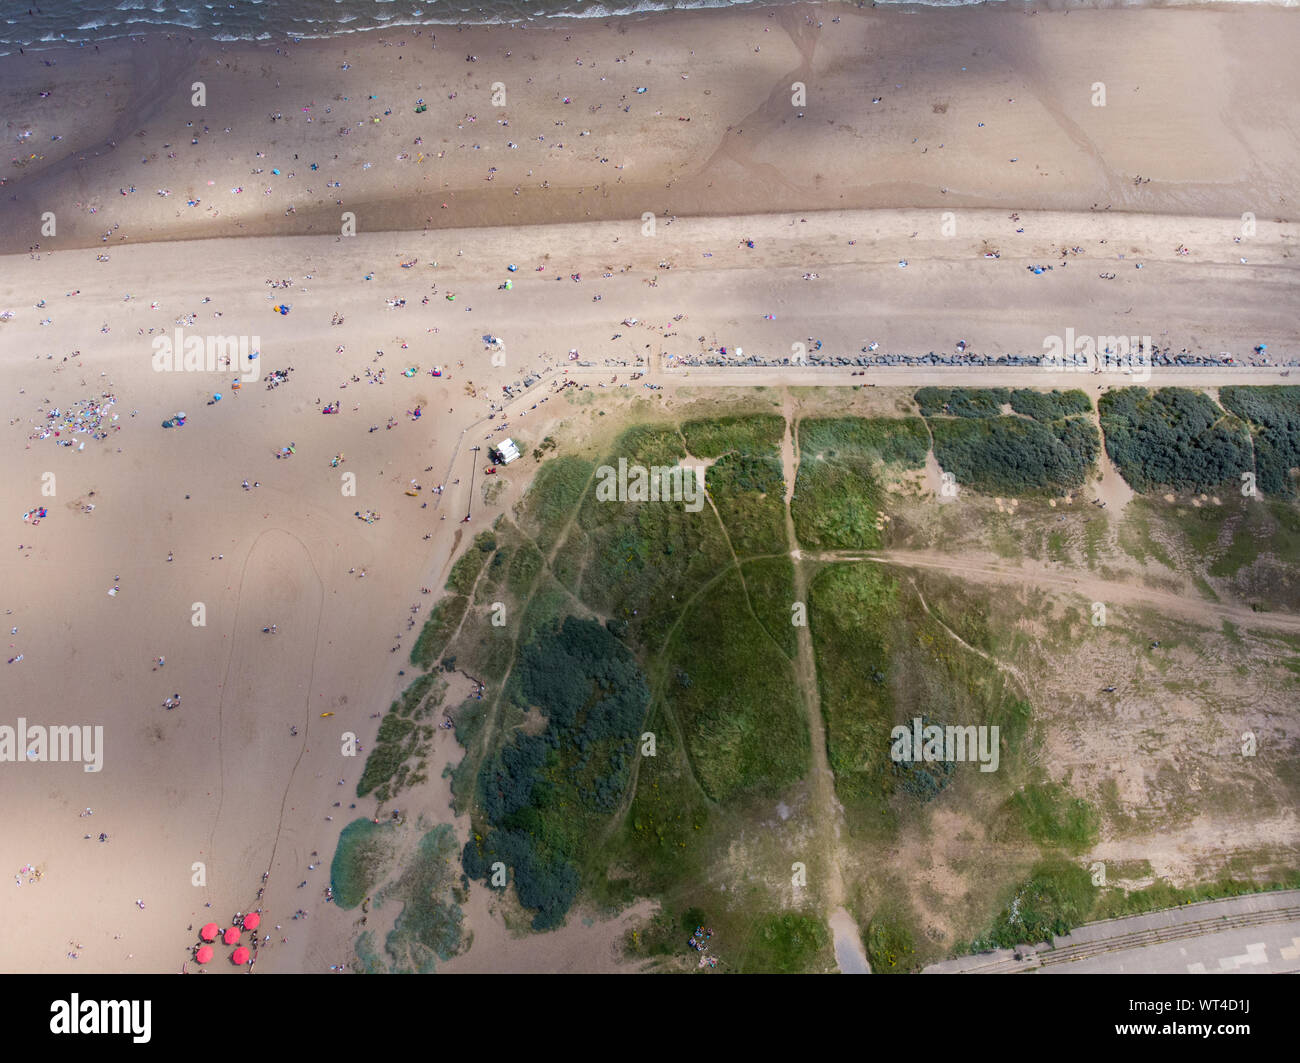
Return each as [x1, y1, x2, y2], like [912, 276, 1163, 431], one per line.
[603, 698, 712, 897]
[1117, 500, 1176, 569]
[410, 595, 469, 669]
[1103, 859, 1155, 881]
[1083, 514, 1108, 569]
[446, 531, 496, 594]
[808, 564, 900, 819]
[477, 542, 513, 599]
[452, 697, 488, 752]
[1093, 870, 1300, 921]
[866, 913, 918, 974]
[562, 425, 731, 651]
[354, 675, 445, 799]
[972, 859, 1097, 949]
[664, 569, 808, 802]
[811, 564, 1032, 829]
[1008, 783, 1100, 854]
[622, 905, 711, 960]
[792, 415, 928, 549]
[1047, 530, 1068, 562]
[450, 603, 515, 684]
[331, 818, 393, 909]
[798, 416, 931, 468]
[680, 414, 785, 458]
[792, 455, 888, 549]
[448, 751, 476, 815]
[704, 451, 787, 556]
[518, 456, 595, 555]
[740, 557, 799, 658]
[506, 539, 544, 599]
[395, 672, 441, 718]
[514, 576, 573, 650]
[379, 824, 465, 973]
[358, 714, 424, 798]
[735, 912, 832, 973]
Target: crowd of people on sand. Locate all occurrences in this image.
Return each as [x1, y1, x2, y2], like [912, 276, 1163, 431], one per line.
[688, 926, 719, 969]
[26, 394, 119, 448]
[14, 862, 43, 887]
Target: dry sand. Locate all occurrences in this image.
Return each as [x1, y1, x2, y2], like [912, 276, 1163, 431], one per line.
[1, 3, 1298, 974]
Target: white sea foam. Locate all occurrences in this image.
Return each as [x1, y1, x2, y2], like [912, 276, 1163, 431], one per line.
[2, 0, 1295, 59]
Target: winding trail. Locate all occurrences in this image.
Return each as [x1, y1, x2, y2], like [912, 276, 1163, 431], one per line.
[905, 577, 1034, 699]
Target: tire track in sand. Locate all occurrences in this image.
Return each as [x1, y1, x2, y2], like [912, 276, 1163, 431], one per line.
[205, 528, 325, 950]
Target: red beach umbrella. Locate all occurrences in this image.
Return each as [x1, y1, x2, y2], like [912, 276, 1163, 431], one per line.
[195, 945, 214, 964]
[222, 926, 241, 946]
[200, 922, 220, 942]
[243, 912, 261, 931]
[231, 946, 251, 966]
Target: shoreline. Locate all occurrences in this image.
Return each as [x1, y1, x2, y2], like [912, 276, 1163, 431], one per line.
[6, 0, 1300, 58]
[5, 5, 1299, 253]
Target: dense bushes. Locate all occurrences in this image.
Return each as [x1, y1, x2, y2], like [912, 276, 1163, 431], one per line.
[1008, 389, 1092, 422]
[1219, 386, 1300, 496]
[929, 416, 1099, 494]
[1100, 388, 1252, 493]
[916, 388, 1091, 422]
[915, 387, 1010, 418]
[463, 616, 650, 930]
[914, 389, 1097, 494]
[462, 828, 581, 932]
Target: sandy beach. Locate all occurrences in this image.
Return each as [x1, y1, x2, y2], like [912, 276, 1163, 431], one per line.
[1, 3, 1298, 974]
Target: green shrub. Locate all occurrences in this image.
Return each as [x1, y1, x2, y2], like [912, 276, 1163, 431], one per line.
[915, 387, 1011, 418]
[1008, 388, 1092, 421]
[1219, 386, 1300, 496]
[974, 860, 1097, 949]
[1100, 388, 1252, 493]
[930, 416, 1098, 494]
